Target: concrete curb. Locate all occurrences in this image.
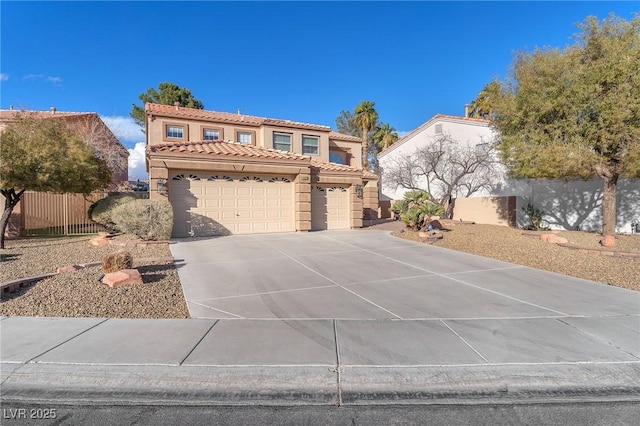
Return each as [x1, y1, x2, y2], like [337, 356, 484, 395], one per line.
[2, 362, 639, 406]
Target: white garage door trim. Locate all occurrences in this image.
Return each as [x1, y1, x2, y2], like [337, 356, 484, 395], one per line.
[169, 172, 295, 237]
[311, 185, 350, 230]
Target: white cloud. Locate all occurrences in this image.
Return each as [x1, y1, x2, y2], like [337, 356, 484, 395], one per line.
[0, 73, 8, 81]
[102, 115, 144, 143]
[128, 142, 147, 180]
[47, 76, 62, 84]
[23, 73, 44, 80]
[397, 130, 410, 138]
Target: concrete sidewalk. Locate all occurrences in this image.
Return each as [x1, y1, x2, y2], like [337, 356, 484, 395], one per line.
[1, 230, 639, 407]
[2, 315, 639, 406]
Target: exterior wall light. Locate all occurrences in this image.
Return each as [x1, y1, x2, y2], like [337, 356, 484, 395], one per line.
[355, 184, 363, 198]
[157, 178, 167, 196]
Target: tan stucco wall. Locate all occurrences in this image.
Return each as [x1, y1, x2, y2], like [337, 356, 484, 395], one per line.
[452, 196, 516, 226]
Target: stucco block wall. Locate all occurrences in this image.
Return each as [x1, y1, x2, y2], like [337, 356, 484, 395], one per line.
[452, 196, 516, 227]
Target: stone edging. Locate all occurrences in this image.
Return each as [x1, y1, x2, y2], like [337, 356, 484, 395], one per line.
[108, 240, 170, 248]
[522, 231, 639, 260]
[556, 243, 640, 259]
[0, 257, 175, 294]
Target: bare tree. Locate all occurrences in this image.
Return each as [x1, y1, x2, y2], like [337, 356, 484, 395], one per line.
[383, 135, 503, 218]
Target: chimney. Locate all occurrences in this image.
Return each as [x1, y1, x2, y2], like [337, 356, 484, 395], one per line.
[50, 107, 56, 114]
[173, 102, 180, 110]
[464, 104, 470, 118]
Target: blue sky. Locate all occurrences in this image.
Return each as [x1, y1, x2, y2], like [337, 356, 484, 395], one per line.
[1, 1, 637, 178]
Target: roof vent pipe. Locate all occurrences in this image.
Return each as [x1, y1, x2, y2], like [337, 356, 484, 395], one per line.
[173, 102, 180, 110]
[464, 104, 470, 117]
[50, 107, 56, 114]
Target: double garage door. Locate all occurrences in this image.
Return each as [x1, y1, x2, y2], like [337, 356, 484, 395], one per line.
[169, 172, 295, 237]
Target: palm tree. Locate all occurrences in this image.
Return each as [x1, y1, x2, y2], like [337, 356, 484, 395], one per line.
[374, 122, 399, 150]
[469, 81, 501, 119]
[353, 101, 379, 170]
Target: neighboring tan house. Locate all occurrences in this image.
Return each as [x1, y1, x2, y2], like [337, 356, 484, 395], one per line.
[145, 103, 378, 237]
[378, 112, 639, 234]
[0, 108, 129, 188]
[0, 108, 129, 237]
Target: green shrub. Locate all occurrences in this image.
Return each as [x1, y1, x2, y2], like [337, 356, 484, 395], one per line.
[395, 190, 444, 230]
[88, 194, 142, 232]
[102, 250, 133, 273]
[522, 202, 548, 231]
[111, 199, 173, 241]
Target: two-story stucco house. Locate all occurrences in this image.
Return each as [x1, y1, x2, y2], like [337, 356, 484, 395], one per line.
[145, 103, 378, 237]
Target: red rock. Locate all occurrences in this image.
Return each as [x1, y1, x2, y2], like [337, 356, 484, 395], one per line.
[600, 235, 616, 247]
[57, 265, 82, 273]
[102, 269, 143, 288]
[540, 234, 568, 244]
[89, 237, 109, 246]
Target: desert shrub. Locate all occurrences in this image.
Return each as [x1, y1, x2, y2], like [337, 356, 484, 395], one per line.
[395, 190, 444, 230]
[88, 194, 142, 232]
[102, 250, 133, 273]
[521, 202, 549, 231]
[111, 199, 173, 241]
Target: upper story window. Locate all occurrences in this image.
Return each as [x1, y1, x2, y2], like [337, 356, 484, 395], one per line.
[273, 132, 292, 152]
[329, 151, 345, 165]
[302, 135, 319, 155]
[166, 125, 184, 139]
[203, 128, 220, 141]
[236, 131, 253, 144]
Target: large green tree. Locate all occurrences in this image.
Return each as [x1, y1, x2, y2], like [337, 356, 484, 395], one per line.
[491, 14, 640, 247]
[353, 101, 379, 170]
[374, 122, 399, 150]
[130, 82, 204, 131]
[0, 113, 111, 248]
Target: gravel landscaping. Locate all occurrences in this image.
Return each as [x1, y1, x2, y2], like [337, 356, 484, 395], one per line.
[391, 223, 640, 291]
[2, 224, 638, 319]
[0, 235, 189, 318]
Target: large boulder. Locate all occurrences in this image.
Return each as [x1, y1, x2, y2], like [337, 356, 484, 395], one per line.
[102, 269, 143, 288]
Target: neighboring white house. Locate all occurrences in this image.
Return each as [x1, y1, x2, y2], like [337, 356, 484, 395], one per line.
[378, 113, 639, 234]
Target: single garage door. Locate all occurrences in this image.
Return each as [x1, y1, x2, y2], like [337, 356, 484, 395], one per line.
[311, 185, 350, 230]
[169, 172, 295, 237]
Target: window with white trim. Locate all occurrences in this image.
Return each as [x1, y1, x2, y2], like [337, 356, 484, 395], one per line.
[302, 135, 319, 155]
[273, 132, 292, 152]
[166, 125, 184, 139]
[203, 129, 220, 141]
[237, 131, 252, 144]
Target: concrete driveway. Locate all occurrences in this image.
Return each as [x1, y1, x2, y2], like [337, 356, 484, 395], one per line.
[171, 230, 639, 321]
[2, 230, 639, 409]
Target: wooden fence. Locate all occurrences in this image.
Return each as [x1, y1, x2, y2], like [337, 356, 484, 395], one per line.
[20, 192, 109, 237]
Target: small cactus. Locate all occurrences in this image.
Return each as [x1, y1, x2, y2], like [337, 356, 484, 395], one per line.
[102, 250, 133, 273]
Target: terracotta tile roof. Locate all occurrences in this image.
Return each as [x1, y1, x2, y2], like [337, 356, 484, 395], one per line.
[146, 103, 331, 132]
[311, 158, 378, 179]
[378, 113, 492, 157]
[329, 131, 362, 143]
[150, 140, 310, 162]
[0, 109, 95, 120]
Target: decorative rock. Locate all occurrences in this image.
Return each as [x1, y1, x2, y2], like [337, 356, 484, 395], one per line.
[540, 234, 568, 244]
[600, 235, 616, 247]
[89, 236, 109, 246]
[428, 220, 443, 230]
[418, 231, 429, 238]
[56, 265, 82, 273]
[102, 269, 143, 288]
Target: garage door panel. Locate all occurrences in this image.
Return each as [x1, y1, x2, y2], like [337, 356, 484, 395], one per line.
[311, 185, 350, 231]
[169, 172, 295, 237]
